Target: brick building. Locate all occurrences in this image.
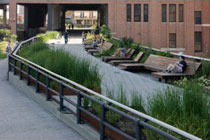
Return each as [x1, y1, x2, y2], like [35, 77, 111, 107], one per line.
[0, 0, 210, 56]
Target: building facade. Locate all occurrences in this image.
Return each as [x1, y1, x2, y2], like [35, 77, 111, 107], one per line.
[2, 0, 210, 56]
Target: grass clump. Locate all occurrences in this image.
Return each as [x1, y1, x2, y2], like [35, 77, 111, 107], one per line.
[148, 82, 210, 139]
[37, 31, 59, 43]
[19, 41, 101, 91]
[0, 49, 6, 59]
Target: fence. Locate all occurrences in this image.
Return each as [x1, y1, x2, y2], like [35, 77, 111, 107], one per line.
[8, 36, 202, 140]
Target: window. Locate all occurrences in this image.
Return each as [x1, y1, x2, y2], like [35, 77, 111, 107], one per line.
[195, 32, 202, 52]
[179, 4, 184, 22]
[134, 4, 141, 22]
[144, 4, 149, 22]
[169, 33, 176, 48]
[127, 4, 132, 22]
[169, 4, 176, 22]
[195, 11, 202, 24]
[162, 4, 167, 22]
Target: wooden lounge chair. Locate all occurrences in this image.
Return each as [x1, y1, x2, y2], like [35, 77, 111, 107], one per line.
[87, 42, 113, 55]
[102, 49, 135, 63]
[108, 52, 144, 66]
[152, 61, 201, 82]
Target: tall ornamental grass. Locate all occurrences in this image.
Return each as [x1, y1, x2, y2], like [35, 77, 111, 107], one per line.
[148, 82, 210, 139]
[19, 41, 101, 91]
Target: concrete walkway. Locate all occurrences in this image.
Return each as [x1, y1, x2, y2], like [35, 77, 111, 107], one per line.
[0, 59, 85, 140]
[49, 37, 170, 103]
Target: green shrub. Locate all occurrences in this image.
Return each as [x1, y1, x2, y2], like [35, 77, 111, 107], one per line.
[0, 29, 16, 42]
[0, 49, 6, 59]
[37, 31, 59, 43]
[100, 24, 112, 40]
[120, 37, 134, 49]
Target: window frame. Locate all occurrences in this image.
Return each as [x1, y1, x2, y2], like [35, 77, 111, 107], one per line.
[162, 4, 167, 22]
[194, 32, 202, 52]
[134, 4, 141, 22]
[195, 11, 202, 24]
[169, 4, 176, 22]
[144, 4, 149, 22]
[126, 4, 132, 22]
[179, 4, 184, 22]
[169, 33, 176, 48]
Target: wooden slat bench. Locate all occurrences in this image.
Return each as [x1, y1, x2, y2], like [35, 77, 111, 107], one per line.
[102, 49, 135, 63]
[109, 52, 144, 66]
[87, 42, 113, 55]
[119, 54, 201, 80]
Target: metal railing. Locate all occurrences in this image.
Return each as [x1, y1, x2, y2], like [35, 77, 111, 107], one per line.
[8, 36, 202, 140]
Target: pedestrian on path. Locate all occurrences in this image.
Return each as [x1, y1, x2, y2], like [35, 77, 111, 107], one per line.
[6, 41, 12, 57]
[64, 30, 69, 44]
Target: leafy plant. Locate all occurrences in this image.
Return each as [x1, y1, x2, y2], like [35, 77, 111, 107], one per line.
[100, 24, 112, 40]
[0, 29, 16, 42]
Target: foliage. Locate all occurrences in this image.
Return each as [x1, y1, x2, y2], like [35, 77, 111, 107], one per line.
[37, 31, 59, 43]
[0, 49, 6, 59]
[0, 29, 16, 42]
[19, 41, 101, 91]
[148, 82, 210, 139]
[96, 39, 121, 57]
[120, 37, 134, 49]
[100, 24, 112, 40]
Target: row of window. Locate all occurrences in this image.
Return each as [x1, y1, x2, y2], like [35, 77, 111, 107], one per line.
[127, 4, 149, 22]
[169, 32, 202, 52]
[162, 4, 184, 22]
[126, 4, 202, 24]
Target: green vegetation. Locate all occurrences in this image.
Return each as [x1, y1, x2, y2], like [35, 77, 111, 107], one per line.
[0, 29, 16, 42]
[148, 82, 210, 139]
[37, 31, 59, 43]
[100, 24, 112, 40]
[0, 49, 6, 59]
[19, 40, 101, 91]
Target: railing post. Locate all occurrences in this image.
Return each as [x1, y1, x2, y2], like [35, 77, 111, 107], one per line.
[36, 70, 39, 93]
[59, 82, 64, 111]
[136, 120, 141, 140]
[27, 65, 30, 85]
[7, 55, 10, 81]
[19, 62, 23, 80]
[77, 93, 82, 124]
[46, 76, 51, 101]
[14, 59, 17, 75]
[100, 104, 106, 140]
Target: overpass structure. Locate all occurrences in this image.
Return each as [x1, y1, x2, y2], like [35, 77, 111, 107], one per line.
[1, 0, 210, 56]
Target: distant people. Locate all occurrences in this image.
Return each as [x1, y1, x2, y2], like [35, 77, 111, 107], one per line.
[64, 30, 69, 44]
[165, 56, 187, 73]
[13, 42, 19, 52]
[6, 41, 12, 57]
[82, 32, 85, 42]
[94, 26, 100, 39]
[72, 24, 74, 30]
[115, 46, 126, 57]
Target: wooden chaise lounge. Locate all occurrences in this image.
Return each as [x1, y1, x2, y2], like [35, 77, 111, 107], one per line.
[87, 42, 113, 55]
[152, 62, 201, 82]
[119, 54, 201, 81]
[102, 49, 135, 63]
[108, 52, 144, 66]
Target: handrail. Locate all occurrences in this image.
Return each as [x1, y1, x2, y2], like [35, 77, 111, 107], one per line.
[112, 37, 210, 62]
[12, 36, 202, 140]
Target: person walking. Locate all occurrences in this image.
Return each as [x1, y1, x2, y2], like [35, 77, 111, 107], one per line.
[6, 41, 12, 57]
[64, 30, 69, 44]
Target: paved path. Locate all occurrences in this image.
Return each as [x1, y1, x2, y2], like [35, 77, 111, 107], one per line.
[49, 38, 170, 104]
[0, 59, 85, 140]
